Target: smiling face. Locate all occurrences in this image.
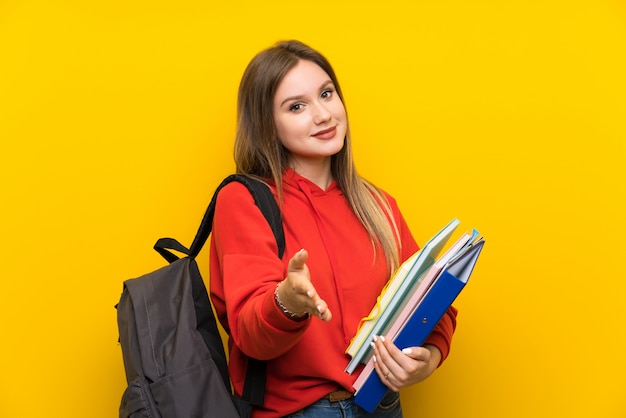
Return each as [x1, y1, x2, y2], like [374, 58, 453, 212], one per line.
[273, 59, 347, 173]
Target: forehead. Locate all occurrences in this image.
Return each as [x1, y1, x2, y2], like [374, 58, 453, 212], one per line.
[275, 60, 332, 99]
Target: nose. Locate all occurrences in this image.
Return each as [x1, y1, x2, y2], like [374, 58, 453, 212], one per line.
[313, 102, 332, 124]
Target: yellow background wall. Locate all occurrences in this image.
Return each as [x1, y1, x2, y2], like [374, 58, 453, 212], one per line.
[1, 0, 624, 417]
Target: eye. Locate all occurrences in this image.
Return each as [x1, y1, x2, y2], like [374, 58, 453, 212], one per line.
[321, 88, 334, 99]
[289, 103, 304, 112]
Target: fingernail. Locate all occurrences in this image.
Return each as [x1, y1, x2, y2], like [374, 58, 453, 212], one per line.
[373, 335, 378, 342]
[372, 355, 377, 363]
[317, 305, 323, 312]
[370, 342, 375, 349]
[379, 335, 386, 342]
[402, 348, 412, 355]
[298, 248, 304, 255]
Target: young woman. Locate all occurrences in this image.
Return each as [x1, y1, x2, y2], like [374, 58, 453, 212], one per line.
[209, 40, 457, 418]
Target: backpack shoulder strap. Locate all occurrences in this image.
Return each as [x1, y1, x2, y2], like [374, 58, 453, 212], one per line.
[154, 174, 285, 262]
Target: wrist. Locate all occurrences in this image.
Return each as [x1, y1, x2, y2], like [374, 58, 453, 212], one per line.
[424, 344, 442, 369]
[274, 282, 309, 321]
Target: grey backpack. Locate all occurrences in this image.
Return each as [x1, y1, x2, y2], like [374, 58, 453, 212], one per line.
[116, 175, 284, 417]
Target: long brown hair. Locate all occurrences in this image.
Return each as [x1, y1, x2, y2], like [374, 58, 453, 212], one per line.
[234, 40, 401, 272]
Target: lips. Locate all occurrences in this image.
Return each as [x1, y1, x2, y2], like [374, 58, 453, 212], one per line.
[312, 126, 337, 140]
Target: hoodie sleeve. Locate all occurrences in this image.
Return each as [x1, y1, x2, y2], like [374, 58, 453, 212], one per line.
[210, 181, 309, 360]
[424, 306, 458, 365]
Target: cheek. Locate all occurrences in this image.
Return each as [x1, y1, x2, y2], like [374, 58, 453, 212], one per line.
[332, 101, 347, 121]
[275, 117, 306, 142]
[273, 117, 289, 141]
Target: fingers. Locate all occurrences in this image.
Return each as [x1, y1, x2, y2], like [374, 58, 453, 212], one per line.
[316, 299, 332, 322]
[306, 287, 332, 322]
[371, 336, 432, 391]
[371, 336, 401, 391]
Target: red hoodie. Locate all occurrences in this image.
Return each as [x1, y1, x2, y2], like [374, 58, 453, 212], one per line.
[209, 169, 457, 417]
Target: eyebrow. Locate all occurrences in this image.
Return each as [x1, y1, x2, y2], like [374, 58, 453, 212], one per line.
[279, 80, 334, 108]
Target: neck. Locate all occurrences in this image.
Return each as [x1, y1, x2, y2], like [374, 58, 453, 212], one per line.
[289, 157, 333, 190]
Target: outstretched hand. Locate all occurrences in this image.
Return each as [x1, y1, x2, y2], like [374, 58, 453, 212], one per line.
[275, 249, 332, 321]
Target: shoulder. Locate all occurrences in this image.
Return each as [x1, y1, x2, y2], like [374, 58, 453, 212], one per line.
[216, 180, 256, 206]
[211, 177, 281, 258]
[213, 177, 279, 230]
[212, 180, 259, 229]
[362, 179, 401, 213]
[216, 177, 276, 207]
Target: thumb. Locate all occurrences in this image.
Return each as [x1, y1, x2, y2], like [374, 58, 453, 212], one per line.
[288, 248, 308, 272]
[401, 346, 430, 362]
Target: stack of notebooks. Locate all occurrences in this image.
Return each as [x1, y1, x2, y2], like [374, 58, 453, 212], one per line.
[345, 218, 485, 412]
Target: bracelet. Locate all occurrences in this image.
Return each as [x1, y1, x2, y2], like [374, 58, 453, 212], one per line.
[274, 282, 309, 320]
